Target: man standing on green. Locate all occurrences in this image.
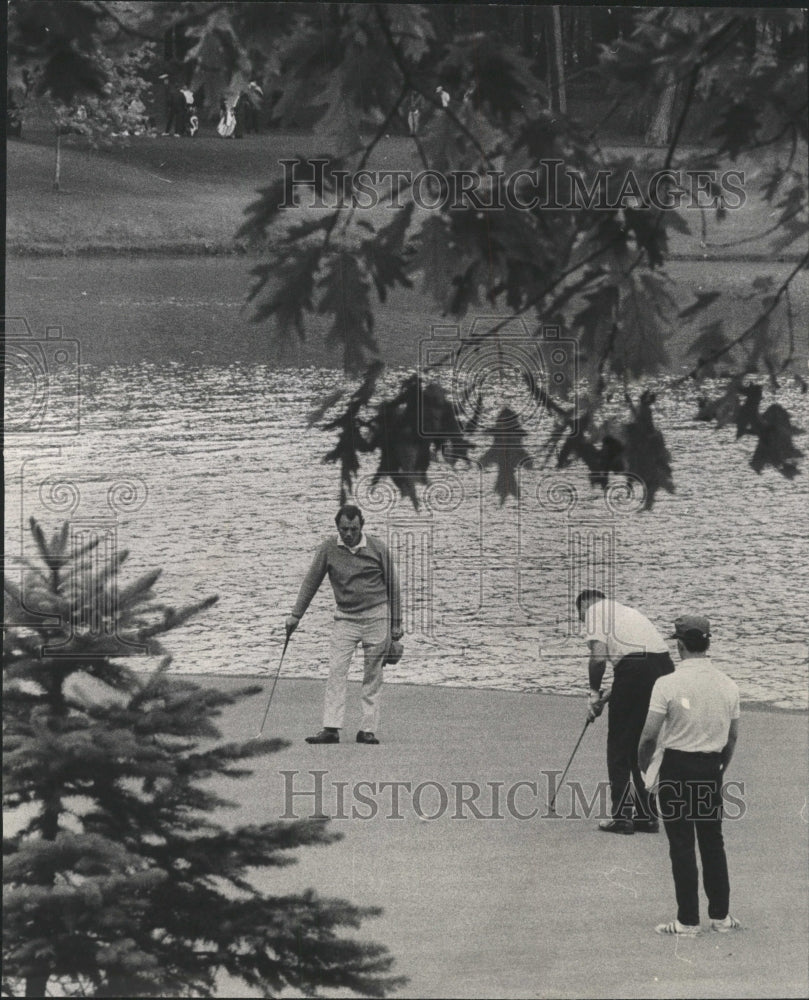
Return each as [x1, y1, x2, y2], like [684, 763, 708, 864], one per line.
[639, 614, 741, 936]
[286, 505, 402, 745]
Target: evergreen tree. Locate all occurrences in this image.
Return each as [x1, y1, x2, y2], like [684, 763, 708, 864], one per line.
[3, 519, 404, 999]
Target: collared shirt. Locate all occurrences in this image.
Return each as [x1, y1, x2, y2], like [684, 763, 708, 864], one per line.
[336, 532, 367, 555]
[648, 657, 740, 753]
[583, 599, 668, 662]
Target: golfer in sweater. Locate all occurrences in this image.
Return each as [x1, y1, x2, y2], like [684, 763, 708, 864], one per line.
[286, 505, 402, 745]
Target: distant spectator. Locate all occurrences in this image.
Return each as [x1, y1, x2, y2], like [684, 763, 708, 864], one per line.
[407, 92, 422, 136]
[436, 85, 450, 109]
[7, 88, 23, 138]
[161, 75, 189, 136]
[233, 83, 262, 138]
[246, 81, 264, 133]
[179, 87, 198, 136]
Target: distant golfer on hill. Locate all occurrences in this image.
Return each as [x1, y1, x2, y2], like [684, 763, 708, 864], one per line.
[576, 590, 675, 834]
[639, 614, 741, 936]
[286, 505, 402, 745]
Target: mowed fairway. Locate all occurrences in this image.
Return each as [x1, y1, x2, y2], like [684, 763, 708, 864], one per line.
[7, 128, 807, 259]
[7, 253, 808, 374]
[8, 129, 807, 374]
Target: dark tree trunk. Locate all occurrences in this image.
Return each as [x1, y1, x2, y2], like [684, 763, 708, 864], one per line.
[522, 6, 534, 58]
[645, 73, 679, 145]
[552, 6, 567, 114]
[25, 974, 49, 998]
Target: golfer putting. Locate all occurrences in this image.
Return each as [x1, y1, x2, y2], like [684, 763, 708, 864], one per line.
[576, 590, 675, 833]
[286, 504, 402, 745]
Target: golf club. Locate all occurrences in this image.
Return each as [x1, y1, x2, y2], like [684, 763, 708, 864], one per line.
[548, 717, 591, 814]
[250, 629, 291, 740]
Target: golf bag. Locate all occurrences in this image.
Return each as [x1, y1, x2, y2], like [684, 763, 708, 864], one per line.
[217, 100, 236, 138]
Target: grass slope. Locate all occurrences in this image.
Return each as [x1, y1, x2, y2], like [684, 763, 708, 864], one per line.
[7, 128, 807, 259]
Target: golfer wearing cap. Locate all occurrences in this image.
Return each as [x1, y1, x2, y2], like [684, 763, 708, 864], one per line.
[639, 614, 741, 936]
[577, 590, 675, 834]
[286, 505, 402, 745]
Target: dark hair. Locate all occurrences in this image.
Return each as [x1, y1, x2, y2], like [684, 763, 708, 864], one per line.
[678, 633, 711, 654]
[576, 589, 606, 612]
[335, 504, 364, 526]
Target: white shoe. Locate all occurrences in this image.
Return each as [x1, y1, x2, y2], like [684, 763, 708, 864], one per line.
[711, 915, 741, 932]
[655, 919, 700, 937]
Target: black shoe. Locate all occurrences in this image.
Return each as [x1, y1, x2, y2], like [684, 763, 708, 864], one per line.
[598, 818, 634, 835]
[356, 731, 380, 745]
[305, 728, 339, 744]
[633, 820, 660, 833]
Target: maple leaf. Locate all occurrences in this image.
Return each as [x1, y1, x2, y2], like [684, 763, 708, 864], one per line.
[610, 273, 671, 378]
[248, 244, 322, 337]
[420, 381, 478, 465]
[317, 251, 378, 373]
[480, 408, 533, 503]
[695, 381, 740, 428]
[713, 100, 761, 159]
[557, 414, 625, 490]
[686, 319, 732, 378]
[321, 361, 385, 501]
[620, 391, 674, 509]
[360, 204, 415, 303]
[306, 389, 346, 428]
[366, 376, 431, 507]
[678, 291, 723, 321]
[384, 4, 435, 62]
[735, 384, 764, 438]
[413, 215, 469, 313]
[623, 208, 666, 268]
[750, 404, 804, 479]
[239, 156, 345, 241]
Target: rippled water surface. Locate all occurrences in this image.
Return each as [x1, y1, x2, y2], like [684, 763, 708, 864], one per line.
[6, 358, 808, 710]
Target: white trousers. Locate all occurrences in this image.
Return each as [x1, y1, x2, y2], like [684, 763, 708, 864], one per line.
[323, 612, 389, 733]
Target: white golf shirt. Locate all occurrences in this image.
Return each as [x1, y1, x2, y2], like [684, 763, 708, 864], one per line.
[584, 599, 668, 663]
[647, 657, 740, 754]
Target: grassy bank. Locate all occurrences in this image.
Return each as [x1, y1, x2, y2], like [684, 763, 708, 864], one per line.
[7, 129, 807, 260]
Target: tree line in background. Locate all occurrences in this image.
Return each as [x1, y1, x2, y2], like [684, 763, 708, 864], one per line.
[7, 1, 809, 507]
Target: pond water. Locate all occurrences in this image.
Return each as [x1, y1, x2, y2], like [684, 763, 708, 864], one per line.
[5, 348, 808, 710]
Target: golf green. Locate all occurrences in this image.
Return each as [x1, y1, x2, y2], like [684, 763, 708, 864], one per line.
[199, 677, 808, 999]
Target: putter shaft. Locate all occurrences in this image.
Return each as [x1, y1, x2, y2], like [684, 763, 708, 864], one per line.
[548, 718, 591, 812]
[253, 631, 291, 739]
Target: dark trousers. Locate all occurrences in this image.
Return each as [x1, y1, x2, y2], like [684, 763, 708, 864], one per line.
[657, 749, 730, 926]
[607, 651, 674, 821]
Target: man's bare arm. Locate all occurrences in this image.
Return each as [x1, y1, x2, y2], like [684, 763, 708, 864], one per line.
[638, 710, 666, 773]
[588, 640, 608, 692]
[721, 718, 739, 772]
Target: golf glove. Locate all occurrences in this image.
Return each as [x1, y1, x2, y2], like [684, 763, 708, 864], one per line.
[285, 614, 300, 636]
